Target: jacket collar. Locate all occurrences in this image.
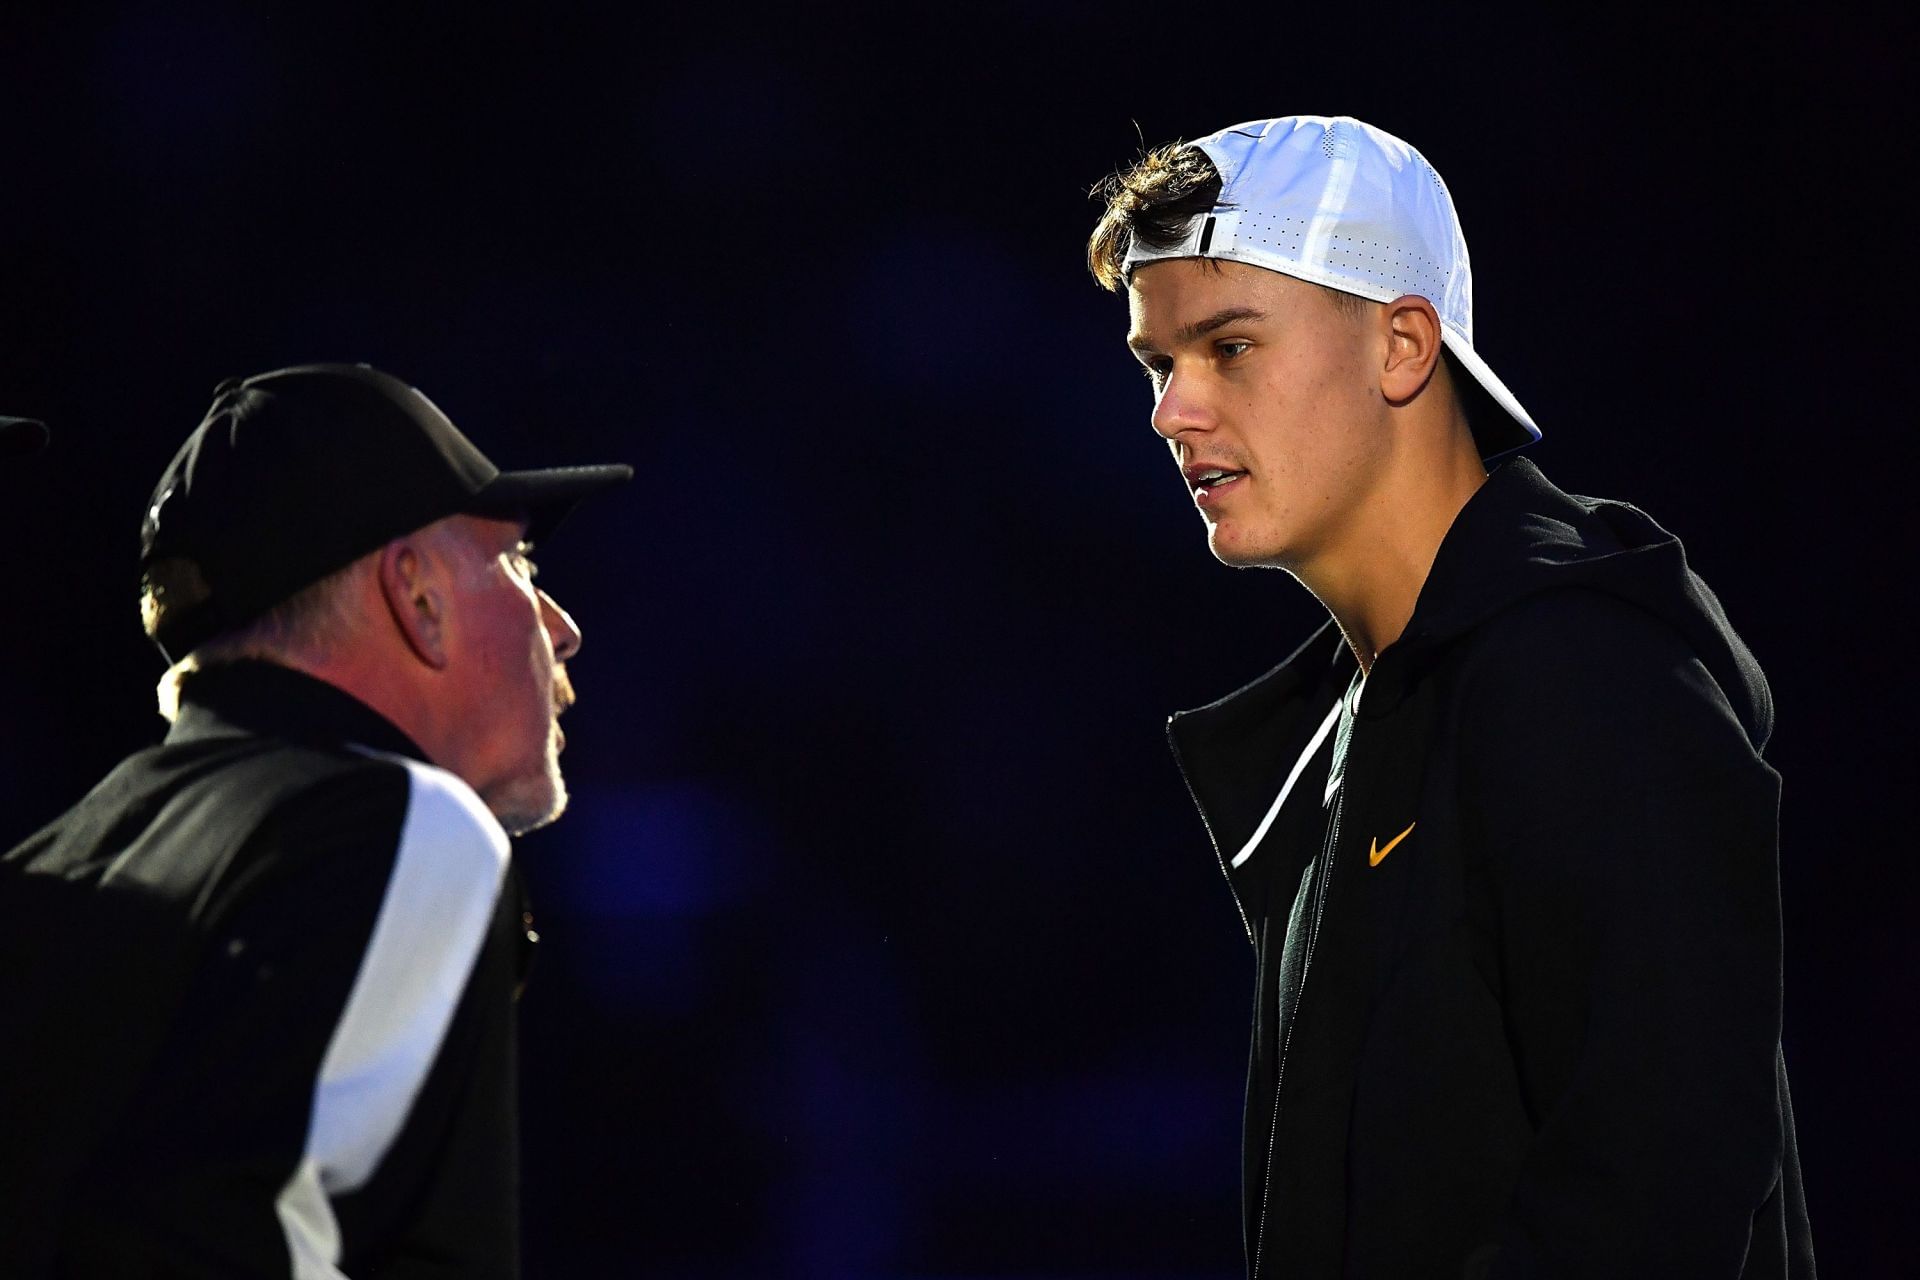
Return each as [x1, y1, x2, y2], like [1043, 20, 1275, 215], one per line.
[1357, 456, 1577, 711]
[166, 660, 429, 762]
[1398, 456, 1632, 653]
[1173, 456, 1593, 729]
[1169, 460, 1555, 730]
[1173, 452, 1766, 735]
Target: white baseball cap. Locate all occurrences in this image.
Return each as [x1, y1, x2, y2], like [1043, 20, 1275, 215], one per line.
[1124, 115, 1539, 457]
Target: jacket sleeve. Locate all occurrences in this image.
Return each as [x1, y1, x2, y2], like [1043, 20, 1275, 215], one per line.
[56, 756, 513, 1278]
[1456, 592, 1788, 1278]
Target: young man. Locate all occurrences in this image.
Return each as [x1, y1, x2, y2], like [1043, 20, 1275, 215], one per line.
[0, 364, 629, 1278]
[1090, 117, 1813, 1277]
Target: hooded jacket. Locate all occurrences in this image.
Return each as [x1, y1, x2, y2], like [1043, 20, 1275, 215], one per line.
[1169, 459, 1814, 1278]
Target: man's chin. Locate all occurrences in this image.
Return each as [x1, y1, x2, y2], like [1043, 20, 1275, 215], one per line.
[1206, 519, 1298, 570]
[1207, 533, 1273, 569]
[483, 762, 569, 837]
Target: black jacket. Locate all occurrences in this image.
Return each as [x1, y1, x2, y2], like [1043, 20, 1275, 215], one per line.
[1170, 459, 1814, 1278]
[0, 662, 527, 1278]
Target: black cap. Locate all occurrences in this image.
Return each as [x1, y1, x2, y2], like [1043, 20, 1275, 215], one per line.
[1, 415, 48, 459]
[140, 363, 631, 663]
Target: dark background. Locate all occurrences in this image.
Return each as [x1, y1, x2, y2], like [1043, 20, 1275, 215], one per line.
[2, 5, 1910, 1276]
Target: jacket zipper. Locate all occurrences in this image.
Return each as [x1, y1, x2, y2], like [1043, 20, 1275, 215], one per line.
[1251, 719, 1351, 1279]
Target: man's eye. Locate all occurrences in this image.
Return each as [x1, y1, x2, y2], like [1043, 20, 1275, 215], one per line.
[1217, 340, 1251, 360]
[1141, 359, 1170, 390]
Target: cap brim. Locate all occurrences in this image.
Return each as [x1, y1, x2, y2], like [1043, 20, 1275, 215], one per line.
[467, 464, 633, 544]
[1439, 331, 1541, 461]
[1, 416, 48, 460]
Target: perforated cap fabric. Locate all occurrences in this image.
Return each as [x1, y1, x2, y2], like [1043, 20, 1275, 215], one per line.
[1124, 115, 1540, 457]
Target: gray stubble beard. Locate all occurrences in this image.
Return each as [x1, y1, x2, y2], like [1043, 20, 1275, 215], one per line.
[484, 728, 569, 837]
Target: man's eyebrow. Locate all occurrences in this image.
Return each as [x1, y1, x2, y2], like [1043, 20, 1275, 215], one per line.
[1177, 306, 1268, 343]
[1128, 306, 1271, 353]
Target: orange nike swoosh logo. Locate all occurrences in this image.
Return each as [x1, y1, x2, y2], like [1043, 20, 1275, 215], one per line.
[1368, 822, 1416, 867]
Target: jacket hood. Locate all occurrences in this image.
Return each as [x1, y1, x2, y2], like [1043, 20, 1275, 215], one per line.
[1394, 457, 1773, 751]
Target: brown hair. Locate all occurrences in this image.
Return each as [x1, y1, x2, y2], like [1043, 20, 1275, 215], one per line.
[1087, 142, 1223, 292]
[1088, 143, 1372, 320]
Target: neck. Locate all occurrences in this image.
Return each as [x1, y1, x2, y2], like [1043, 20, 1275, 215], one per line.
[1295, 434, 1487, 675]
[275, 646, 454, 772]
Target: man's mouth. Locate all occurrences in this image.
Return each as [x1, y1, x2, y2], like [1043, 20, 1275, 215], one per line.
[1182, 464, 1249, 497]
[551, 670, 574, 753]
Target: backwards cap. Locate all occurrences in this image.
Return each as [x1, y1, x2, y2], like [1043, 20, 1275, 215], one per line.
[1124, 115, 1539, 457]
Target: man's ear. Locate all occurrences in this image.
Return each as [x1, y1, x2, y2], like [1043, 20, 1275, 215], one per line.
[1379, 294, 1445, 405]
[379, 535, 450, 670]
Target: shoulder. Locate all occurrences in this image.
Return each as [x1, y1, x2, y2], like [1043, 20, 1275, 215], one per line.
[355, 751, 511, 883]
[250, 748, 499, 848]
[213, 750, 508, 929]
[1461, 586, 1689, 678]
[1450, 587, 1762, 791]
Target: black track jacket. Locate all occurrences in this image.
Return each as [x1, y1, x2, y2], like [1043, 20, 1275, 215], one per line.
[0, 662, 525, 1278]
[1170, 459, 1814, 1278]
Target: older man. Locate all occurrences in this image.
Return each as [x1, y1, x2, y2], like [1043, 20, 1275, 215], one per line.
[0, 364, 627, 1278]
[1091, 117, 1812, 1277]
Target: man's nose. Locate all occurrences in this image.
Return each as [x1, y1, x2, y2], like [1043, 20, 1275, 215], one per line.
[1150, 366, 1212, 441]
[539, 589, 583, 662]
